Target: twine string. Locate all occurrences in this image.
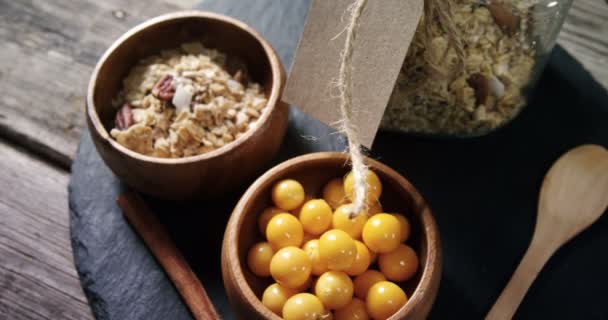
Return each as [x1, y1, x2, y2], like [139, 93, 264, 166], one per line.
[335, 0, 369, 218]
[335, 0, 460, 217]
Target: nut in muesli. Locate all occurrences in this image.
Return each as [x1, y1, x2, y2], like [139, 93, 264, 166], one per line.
[114, 103, 134, 130]
[110, 41, 268, 158]
[152, 74, 176, 101]
[467, 73, 489, 107]
[382, 0, 537, 136]
[485, 2, 520, 35]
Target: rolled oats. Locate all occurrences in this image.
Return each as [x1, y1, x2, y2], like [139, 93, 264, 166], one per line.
[382, 0, 537, 135]
[110, 41, 268, 157]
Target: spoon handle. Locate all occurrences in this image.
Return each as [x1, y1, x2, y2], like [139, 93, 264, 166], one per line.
[485, 239, 555, 320]
[117, 191, 221, 320]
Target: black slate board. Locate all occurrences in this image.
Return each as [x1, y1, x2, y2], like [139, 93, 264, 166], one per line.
[69, 1, 608, 319]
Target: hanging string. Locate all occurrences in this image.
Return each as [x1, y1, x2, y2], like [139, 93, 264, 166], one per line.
[335, 0, 369, 218]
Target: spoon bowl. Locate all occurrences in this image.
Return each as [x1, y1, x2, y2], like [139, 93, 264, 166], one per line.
[536, 144, 608, 245]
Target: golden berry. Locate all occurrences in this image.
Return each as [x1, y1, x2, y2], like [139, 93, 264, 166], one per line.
[314, 271, 354, 310]
[334, 298, 369, 320]
[378, 244, 419, 282]
[272, 179, 305, 211]
[344, 170, 382, 204]
[318, 229, 357, 271]
[282, 293, 327, 320]
[290, 195, 314, 216]
[362, 213, 401, 253]
[393, 213, 411, 242]
[302, 239, 329, 276]
[366, 281, 407, 320]
[367, 201, 383, 215]
[258, 207, 283, 235]
[353, 270, 386, 300]
[266, 213, 304, 250]
[323, 178, 348, 209]
[298, 199, 333, 235]
[345, 240, 371, 276]
[270, 247, 311, 289]
[247, 242, 275, 277]
[262, 283, 298, 316]
[332, 204, 368, 239]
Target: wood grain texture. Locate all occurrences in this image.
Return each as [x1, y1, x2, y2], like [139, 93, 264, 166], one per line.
[558, 0, 608, 89]
[0, 0, 197, 168]
[117, 192, 220, 320]
[0, 0, 605, 169]
[0, 140, 93, 320]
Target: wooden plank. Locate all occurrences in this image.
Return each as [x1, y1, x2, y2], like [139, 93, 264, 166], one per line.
[0, 0, 606, 169]
[0, 0, 197, 169]
[0, 141, 93, 320]
[557, 0, 608, 88]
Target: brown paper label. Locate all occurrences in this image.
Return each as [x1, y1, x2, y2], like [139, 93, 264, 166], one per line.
[284, 0, 423, 147]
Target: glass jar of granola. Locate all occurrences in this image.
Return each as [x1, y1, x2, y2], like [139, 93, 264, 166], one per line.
[381, 0, 573, 136]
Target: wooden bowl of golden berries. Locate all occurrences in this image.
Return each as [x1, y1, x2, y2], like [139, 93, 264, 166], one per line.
[222, 152, 442, 320]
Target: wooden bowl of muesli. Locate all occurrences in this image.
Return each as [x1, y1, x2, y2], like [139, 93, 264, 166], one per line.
[86, 11, 289, 200]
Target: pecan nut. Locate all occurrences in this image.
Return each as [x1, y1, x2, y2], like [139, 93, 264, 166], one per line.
[152, 74, 175, 101]
[115, 103, 134, 130]
[467, 73, 489, 106]
[487, 2, 520, 35]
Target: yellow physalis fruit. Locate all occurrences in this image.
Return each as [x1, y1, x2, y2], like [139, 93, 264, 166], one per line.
[353, 270, 386, 300]
[270, 247, 311, 289]
[302, 239, 329, 276]
[362, 213, 401, 253]
[282, 293, 327, 320]
[345, 240, 371, 277]
[318, 229, 357, 271]
[344, 170, 382, 204]
[378, 244, 419, 282]
[291, 195, 314, 216]
[334, 298, 369, 320]
[322, 178, 348, 209]
[369, 250, 378, 264]
[366, 281, 408, 320]
[314, 271, 354, 310]
[258, 207, 283, 235]
[367, 201, 383, 215]
[298, 199, 333, 235]
[266, 213, 304, 250]
[293, 275, 313, 292]
[332, 204, 368, 239]
[262, 283, 298, 316]
[272, 179, 305, 211]
[247, 242, 275, 277]
[302, 232, 316, 244]
[393, 213, 411, 243]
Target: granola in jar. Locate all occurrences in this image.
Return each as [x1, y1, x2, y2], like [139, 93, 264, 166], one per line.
[382, 0, 541, 136]
[110, 41, 268, 158]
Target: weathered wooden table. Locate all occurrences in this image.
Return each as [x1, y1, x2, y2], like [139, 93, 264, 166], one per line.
[0, 0, 606, 319]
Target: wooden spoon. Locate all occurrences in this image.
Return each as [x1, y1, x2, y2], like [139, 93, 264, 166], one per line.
[117, 191, 221, 320]
[486, 145, 608, 320]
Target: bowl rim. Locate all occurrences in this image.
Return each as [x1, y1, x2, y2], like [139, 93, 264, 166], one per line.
[86, 10, 285, 165]
[223, 152, 442, 319]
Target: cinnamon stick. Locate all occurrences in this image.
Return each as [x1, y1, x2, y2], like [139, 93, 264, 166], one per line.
[117, 191, 221, 320]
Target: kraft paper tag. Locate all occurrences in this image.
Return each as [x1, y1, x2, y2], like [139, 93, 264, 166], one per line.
[284, 0, 424, 147]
